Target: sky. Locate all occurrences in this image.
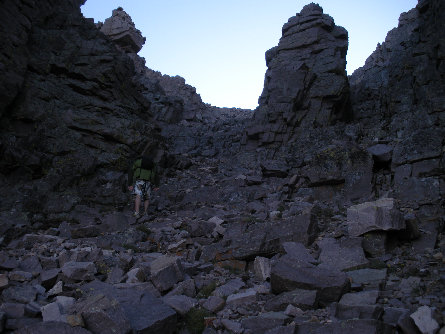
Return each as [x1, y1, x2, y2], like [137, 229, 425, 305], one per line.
[81, 1, 418, 109]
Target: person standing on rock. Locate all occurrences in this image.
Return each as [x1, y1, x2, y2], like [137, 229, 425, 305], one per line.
[127, 155, 159, 218]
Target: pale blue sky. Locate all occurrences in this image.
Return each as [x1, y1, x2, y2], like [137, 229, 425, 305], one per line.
[81, 1, 418, 109]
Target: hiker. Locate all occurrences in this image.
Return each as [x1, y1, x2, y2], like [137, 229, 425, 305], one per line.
[127, 155, 159, 218]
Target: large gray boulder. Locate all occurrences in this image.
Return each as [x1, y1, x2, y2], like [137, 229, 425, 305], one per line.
[270, 254, 350, 305]
[80, 281, 177, 334]
[317, 237, 368, 271]
[347, 198, 405, 237]
[149, 255, 185, 292]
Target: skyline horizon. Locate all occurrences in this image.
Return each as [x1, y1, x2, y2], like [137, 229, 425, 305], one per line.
[81, 1, 418, 109]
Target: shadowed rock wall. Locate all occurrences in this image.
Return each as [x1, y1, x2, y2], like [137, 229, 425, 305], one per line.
[0, 0, 162, 220]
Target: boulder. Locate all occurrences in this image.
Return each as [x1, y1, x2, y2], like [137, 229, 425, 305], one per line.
[80, 281, 177, 334]
[150, 255, 184, 292]
[317, 237, 368, 271]
[61, 261, 96, 281]
[347, 198, 405, 237]
[162, 295, 197, 315]
[241, 312, 289, 334]
[213, 278, 245, 298]
[346, 269, 387, 290]
[202, 296, 225, 313]
[226, 289, 257, 307]
[265, 288, 318, 311]
[335, 290, 383, 320]
[15, 321, 92, 334]
[410, 306, 439, 334]
[270, 254, 350, 305]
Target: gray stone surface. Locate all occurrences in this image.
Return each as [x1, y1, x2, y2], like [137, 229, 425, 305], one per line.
[226, 289, 257, 307]
[61, 261, 97, 281]
[162, 295, 197, 315]
[410, 306, 439, 334]
[81, 281, 177, 334]
[317, 237, 368, 271]
[346, 269, 387, 289]
[213, 278, 245, 298]
[271, 254, 350, 305]
[254, 256, 271, 281]
[336, 291, 383, 320]
[150, 255, 184, 292]
[15, 321, 93, 334]
[247, 3, 349, 145]
[265, 288, 318, 311]
[202, 296, 225, 313]
[347, 198, 405, 237]
[241, 312, 288, 334]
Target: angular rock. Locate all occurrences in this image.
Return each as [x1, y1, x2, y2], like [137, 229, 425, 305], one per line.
[221, 319, 243, 334]
[73, 294, 131, 334]
[382, 307, 410, 326]
[126, 267, 145, 283]
[367, 144, 393, 163]
[40, 268, 60, 290]
[297, 319, 393, 333]
[362, 231, 388, 257]
[0, 274, 9, 290]
[241, 312, 288, 334]
[81, 281, 176, 334]
[15, 321, 93, 334]
[202, 296, 225, 313]
[41, 302, 64, 323]
[1, 303, 25, 318]
[346, 269, 387, 290]
[265, 288, 318, 311]
[410, 306, 439, 334]
[317, 237, 368, 271]
[162, 295, 197, 315]
[270, 254, 350, 305]
[336, 290, 383, 320]
[213, 278, 245, 298]
[282, 242, 317, 264]
[61, 261, 96, 281]
[167, 278, 196, 298]
[347, 198, 405, 237]
[150, 255, 184, 292]
[226, 289, 257, 307]
[1, 285, 37, 303]
[9, 270, 33, 282]
[254, 256, 271, 281]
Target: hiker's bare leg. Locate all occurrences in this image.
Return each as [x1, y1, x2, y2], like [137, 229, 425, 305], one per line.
[144, 200, 149, 214]
[135, 195, 141, 213]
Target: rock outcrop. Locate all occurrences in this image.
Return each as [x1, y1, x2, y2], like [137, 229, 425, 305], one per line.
[0, 0, 163, 227]
[247, 3, 350, 145]
[0, 0, 444, 333]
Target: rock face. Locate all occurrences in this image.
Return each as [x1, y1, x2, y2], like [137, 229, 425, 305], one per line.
[0, 0, 162, 227]
[247, 3, 350, 145]
[349, 0, 445, 212]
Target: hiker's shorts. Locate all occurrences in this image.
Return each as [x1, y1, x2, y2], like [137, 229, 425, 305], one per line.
[133, 180, 152, 202]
